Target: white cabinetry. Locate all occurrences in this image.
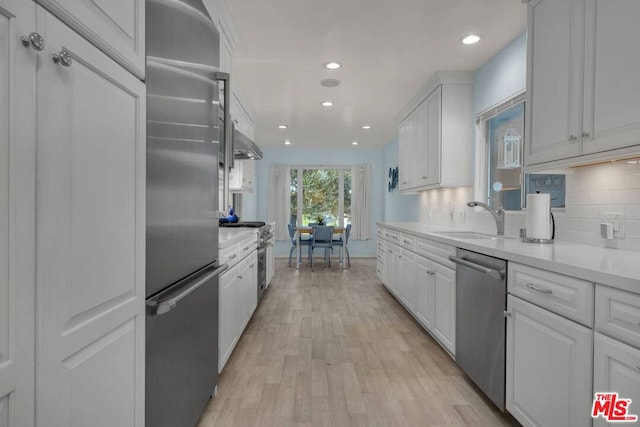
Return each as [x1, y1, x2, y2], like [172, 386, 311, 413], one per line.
[506, 263, 595, 427]
[396, 72, 473, 192]
[36, 0, 145, 78]
[506, 295, 593, 427]
[218, 233, 258, 372]
[593, 285, 640, 426]
[525, 0, 640, 167]
[229, 159, 255, 193]
[35, 9, 146, 426]
[378, 225, 456, 357]
[0, 1, 37, 425]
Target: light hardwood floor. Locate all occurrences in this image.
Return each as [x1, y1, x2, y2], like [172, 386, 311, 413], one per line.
[198, 258, 518, 427]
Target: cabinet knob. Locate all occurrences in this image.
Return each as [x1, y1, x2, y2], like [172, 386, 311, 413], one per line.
[568, 135, 578, 142]
[52, 50, 72, 67]
[249, 264, 255, 268]
[581, 131, 590, 138]
[238, 275, 243, 279]
[21, 32, 45, 51]
[504, 310, 512, 318]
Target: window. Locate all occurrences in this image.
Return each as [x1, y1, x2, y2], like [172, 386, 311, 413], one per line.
[290, 167, 351, 227]
[477, 95, 525, 211]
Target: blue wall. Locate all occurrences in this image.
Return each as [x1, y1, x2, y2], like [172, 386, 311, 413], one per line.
[382, 136, 420, 222]
[473, 32, 526, 115]
[254, 146, 384, 258]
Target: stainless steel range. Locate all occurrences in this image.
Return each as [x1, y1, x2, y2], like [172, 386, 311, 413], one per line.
[220, 221, 273, 300]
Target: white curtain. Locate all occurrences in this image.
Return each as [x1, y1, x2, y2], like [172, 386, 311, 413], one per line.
[268, 164, 291, 240]
[351, 164, 371, 240]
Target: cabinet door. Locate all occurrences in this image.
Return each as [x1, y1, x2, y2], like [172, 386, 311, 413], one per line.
[506, 295, 593, 427]
[266, 244, 274, 287]
[582, 0, 640, 155]
[36, 0, 144, 78]
[525, 0, 584, 165]
[432, 263, 455, 355]
[398, 116, 414, 191]
[218, 270, 239, 373]
[416, 257, 435, 331]
[0, 1, 37, 425]
[400, 249, 417, 312]
[235, 258, 251, 334]
[35, 9, 145, 426]
[416, 85, 441, 187]
[593, 333, 640, 427]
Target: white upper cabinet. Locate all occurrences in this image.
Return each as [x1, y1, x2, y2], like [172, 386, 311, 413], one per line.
[36, 0, 145, 79]
[525, 0, 640, 167]
[397, 72, 473, 193]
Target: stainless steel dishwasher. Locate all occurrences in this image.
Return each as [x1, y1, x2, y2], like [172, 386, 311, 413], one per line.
[449, 248, 507, 410]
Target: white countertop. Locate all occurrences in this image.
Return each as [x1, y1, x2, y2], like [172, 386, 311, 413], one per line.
[219, 228, 257, 249]
[379, 222, 640, 294]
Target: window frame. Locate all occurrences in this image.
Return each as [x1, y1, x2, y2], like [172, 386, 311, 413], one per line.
[291, 165, 352, 227]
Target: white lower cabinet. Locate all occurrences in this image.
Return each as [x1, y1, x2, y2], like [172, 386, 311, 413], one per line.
[432, 262, 456, 355]
[506, 295, 593, 427]
[218, 250, 257, 372]
[416, 257, 435, 331]
[593, 332, 640, 427]
[400, 249, 417, 312]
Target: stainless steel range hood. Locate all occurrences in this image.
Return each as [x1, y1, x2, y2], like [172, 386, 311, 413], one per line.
[234, 129, 263, 160]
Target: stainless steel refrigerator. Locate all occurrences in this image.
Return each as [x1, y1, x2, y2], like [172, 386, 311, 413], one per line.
[145, 1, 229, 426]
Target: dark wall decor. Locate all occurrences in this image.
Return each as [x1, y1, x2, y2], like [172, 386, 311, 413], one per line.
[388, 166, 399, 192]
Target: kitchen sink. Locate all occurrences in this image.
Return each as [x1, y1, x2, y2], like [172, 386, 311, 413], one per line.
[434, 231, 500, 240]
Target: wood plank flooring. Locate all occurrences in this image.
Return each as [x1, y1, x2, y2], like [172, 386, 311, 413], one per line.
[198, 258, 518, 427]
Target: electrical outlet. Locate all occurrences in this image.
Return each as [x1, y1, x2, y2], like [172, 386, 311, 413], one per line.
[603, 212, 626, 238]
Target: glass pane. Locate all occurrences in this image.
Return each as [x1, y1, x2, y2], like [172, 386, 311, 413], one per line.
[343, 169, 351, 226]
[290, 169, 297, 225]
[302, 169, 339, 226]
[487, 102, 524, 211]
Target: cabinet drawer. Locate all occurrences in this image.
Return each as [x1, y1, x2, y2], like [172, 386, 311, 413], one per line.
[220, 246, 239, 268]
[508, 263, 594, 327]
[383, 229, 401, 244]
[595, 285, 640, 348]
[377, 227, 385, 241]
[415, 237, 455, 268]
[400, 233, 416, 251]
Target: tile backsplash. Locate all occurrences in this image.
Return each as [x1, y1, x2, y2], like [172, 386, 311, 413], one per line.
[415, 160, 640, 251]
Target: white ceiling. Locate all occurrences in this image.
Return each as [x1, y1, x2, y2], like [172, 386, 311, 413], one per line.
[227, 0, 526, 149]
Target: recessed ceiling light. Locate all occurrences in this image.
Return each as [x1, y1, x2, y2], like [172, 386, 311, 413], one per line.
[324, 61, 341, 70]
[352, 141, 358, 146]
[320, 79, 341, 87]
[461, 34, 480, 45]
[284, 140, 291, 145]
[277, 124, 288, 129]
[362, 125, 371, 129]
[321, 101, 334, 107]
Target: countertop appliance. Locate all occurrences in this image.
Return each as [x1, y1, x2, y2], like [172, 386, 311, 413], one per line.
[449, 248, 507, 410]
[145, 1, 230, 426]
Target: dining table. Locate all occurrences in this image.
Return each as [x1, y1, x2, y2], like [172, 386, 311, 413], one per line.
[295, 226, 346, 270]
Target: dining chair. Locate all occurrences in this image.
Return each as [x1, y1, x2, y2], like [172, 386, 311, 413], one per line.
[288, 223, 311, 267]
[310, 226, 334, 271]
[332, 223, 351, 268]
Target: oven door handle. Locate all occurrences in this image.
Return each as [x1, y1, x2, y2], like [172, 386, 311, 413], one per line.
[448, 255, 504, 280]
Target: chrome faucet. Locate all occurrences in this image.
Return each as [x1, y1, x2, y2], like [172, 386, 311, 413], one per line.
[467, 200, 505, 235]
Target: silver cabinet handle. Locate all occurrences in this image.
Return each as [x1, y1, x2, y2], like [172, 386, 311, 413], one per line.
[526, 283, 552, 294]
[504, 310, 511, 317]
[21, 32, 45, 51]
[249, 264, 255, 268]
[146, 264, 229, 316]
[430, 271, 435, 276]
[403, 239, 411, 244]
[402, 181, 407, 184]
[568, 135, 578, 142]
[229, 254, 237, 259]
[243, 246, 251, 251]
[392, 235, 399, 240]
[238, 275, 243, 279]
[581, 131, 590, 138]
[421, 176, 427, 179]
[448, 255, 505, 280]
[52, 49, 72, 67]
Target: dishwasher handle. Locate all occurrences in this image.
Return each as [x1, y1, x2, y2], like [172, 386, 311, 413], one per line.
[147, 264, 229, 316]
[448, 255, 505, 280]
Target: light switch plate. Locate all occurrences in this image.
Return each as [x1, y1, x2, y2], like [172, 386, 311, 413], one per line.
[603, 212, 626, 238]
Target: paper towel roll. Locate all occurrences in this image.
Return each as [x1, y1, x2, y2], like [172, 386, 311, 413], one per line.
[526, 193, 552, 240]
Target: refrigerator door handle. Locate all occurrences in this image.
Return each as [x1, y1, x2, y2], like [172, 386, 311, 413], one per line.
[147, 264, 229, 316]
